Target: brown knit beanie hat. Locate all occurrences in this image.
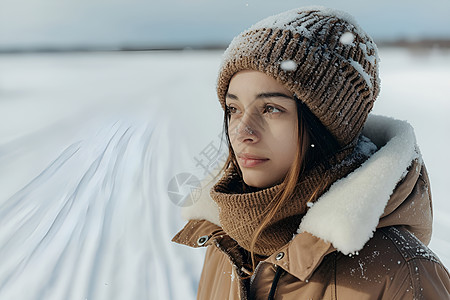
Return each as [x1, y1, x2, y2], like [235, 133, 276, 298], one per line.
[217, 6, 380, 147]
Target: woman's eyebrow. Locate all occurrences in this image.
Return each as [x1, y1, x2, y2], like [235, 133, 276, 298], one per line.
[225, 92, 239, 100]
[256, 92, 293, 100]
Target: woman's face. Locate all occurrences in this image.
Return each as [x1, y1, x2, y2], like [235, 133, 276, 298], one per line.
[226, 70, 299, 189]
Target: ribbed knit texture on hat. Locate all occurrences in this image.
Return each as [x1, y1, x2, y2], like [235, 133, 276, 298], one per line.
[217, 6, 380, 147]
[210, 135, 376, 256]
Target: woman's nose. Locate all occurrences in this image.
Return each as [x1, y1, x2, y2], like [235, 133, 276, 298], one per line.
[231, 118, 260, 144]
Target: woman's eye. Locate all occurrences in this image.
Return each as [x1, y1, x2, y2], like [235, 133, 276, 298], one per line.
[226, 105, 240, 115]
[264, 105, 282, 114]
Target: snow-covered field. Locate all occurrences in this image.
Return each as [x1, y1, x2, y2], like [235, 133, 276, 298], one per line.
[0, 48, 449, 299]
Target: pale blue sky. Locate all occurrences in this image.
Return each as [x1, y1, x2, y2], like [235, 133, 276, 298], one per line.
[1, 0, 449, 49]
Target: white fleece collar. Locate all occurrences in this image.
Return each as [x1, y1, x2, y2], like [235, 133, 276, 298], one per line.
[181, 114, 421, 255]
[298, 114, 420, 254]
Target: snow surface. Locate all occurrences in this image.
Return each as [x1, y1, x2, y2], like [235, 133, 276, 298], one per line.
[0, 48, 449, 299]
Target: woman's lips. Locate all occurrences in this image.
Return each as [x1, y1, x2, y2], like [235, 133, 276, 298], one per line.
[237, 154, 269, 168]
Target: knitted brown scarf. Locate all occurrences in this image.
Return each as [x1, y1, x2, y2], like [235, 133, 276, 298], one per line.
[210, 136, 375, 256]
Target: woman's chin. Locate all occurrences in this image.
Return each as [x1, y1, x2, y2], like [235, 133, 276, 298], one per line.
[243, 175, 279, 190]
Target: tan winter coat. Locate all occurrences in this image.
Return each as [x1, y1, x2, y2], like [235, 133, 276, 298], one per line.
[172, 115, 450, 299]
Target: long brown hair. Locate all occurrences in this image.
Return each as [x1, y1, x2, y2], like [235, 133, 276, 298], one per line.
[219, 96, 341, 272]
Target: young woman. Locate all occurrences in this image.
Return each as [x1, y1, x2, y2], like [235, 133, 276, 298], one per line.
[172, 6, 450, 299]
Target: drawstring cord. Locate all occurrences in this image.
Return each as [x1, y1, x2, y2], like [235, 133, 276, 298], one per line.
[267, 266, 284, 300]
